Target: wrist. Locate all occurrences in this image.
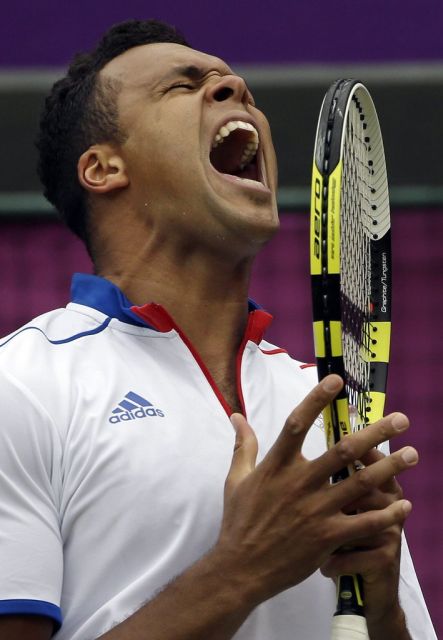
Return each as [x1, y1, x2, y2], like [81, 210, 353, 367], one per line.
[366, 602, 411, 640]
[204, 543, 263, 613]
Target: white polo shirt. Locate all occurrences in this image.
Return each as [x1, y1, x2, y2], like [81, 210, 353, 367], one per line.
[0, 274, 436, 639]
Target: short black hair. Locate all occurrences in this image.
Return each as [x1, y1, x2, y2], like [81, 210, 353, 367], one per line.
[36, 20, 189, 258]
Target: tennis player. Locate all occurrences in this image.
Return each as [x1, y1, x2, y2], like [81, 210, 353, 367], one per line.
[0, 20, 436, 640]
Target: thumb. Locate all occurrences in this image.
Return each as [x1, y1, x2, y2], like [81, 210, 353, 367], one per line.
[224, 413, 258, 499]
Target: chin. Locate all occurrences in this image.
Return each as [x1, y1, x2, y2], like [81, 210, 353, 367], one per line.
[217, 202, 281, 256]
[248, 214, 280, 249]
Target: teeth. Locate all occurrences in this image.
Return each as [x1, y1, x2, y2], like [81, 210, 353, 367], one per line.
[239, 138, 259, 169]
[211, 119, 260, 169]
[234, 176, 262, 186]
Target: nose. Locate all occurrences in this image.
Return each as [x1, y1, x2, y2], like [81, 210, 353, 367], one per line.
[205, 74, 250, 106]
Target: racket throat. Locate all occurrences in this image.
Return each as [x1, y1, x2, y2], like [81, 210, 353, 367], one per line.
[335, 574, 365, 617]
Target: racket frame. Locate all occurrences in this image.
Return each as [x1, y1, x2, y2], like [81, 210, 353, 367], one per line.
[310, 79, 392, 634]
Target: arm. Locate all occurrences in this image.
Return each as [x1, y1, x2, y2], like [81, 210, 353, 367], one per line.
[0, 617, 54, 640]
[0, 372, 63, 640]
[97, 375, 415, 640]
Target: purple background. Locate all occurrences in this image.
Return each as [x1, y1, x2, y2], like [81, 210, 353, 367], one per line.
[0, 212, 442, 636]
[1, 0, 443, 67]
[1, 1, 442, 635]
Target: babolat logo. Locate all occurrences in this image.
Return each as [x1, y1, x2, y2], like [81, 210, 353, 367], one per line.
[109, 391, 165, 423]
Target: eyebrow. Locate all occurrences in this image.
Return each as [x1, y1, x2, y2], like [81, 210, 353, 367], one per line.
[162, 63, 232, 83]
[174, 65, 206, 80]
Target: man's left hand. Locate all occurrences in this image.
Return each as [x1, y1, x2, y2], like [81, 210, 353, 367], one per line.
[320, 443, 417, 639]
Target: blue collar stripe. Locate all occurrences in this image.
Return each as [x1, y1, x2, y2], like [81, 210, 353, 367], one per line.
[0, 318, 112, 349]
[71, 274, 148, 327]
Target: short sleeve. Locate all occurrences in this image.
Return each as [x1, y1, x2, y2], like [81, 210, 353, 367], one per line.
[0, 370, 63, 630]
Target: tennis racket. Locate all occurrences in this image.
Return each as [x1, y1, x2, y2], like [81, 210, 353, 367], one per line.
[310, 79, 392, 639]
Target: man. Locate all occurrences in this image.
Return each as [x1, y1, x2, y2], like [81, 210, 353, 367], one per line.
[0, 19, 436, 640]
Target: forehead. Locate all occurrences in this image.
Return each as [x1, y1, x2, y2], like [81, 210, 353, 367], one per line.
[101, 42, 232, 88]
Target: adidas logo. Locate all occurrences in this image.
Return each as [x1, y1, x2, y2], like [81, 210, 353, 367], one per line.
[109, 391, 165, 424]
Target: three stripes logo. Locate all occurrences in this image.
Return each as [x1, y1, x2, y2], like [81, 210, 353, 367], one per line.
[108, 391, 165, 424]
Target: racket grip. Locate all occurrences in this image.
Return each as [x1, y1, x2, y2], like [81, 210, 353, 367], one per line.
[330, 614, 369, 640]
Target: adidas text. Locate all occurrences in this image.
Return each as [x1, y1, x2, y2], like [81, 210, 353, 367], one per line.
[109, 407, 165, 423]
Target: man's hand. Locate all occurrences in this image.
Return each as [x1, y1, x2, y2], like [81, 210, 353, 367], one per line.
[320, 443, 416, 639]
[217, 374, 417, 610]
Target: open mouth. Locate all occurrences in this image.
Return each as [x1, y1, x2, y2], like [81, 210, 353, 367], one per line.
[209, 120, 263, 186]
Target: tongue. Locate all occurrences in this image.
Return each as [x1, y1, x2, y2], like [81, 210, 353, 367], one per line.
[231, 162, 259, 181]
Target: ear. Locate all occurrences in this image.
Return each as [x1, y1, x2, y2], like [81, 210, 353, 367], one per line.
[78, 145, 129, 194]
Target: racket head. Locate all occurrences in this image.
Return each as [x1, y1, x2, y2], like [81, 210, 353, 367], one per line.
[310, 79, 392, 453]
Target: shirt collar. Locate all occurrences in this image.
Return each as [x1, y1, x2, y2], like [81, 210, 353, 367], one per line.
[71, 273, 148, 327]
[71, 273, 272, 342]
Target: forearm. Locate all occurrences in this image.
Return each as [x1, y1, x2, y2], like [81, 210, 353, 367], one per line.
[367, 603, 412, 640]
[97, 548, 256, 640]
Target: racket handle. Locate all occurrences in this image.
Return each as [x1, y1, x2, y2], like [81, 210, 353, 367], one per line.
[331, 615, 369, 640]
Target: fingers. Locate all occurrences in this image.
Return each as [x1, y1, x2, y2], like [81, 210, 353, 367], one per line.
[312, 412, 411, 481]
[321, 542, 400, 579]
[342, 484, 402, 514]
[224, 413, 258, 498]
[265, 375, 343, 467]
[341, 467, 403, 514]
[329, 445, 418, 510]
[359, 447, 385, 466]
[335, 498, 412, 545]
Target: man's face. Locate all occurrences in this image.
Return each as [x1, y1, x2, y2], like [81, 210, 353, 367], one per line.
[102, 42, 279, 256]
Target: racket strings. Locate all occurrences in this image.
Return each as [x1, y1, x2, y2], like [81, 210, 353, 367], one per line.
[340, 97, 373, 428]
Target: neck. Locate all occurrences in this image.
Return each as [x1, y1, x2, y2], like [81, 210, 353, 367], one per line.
[92, 198, 270, 413]
[100, 241, 254, 407]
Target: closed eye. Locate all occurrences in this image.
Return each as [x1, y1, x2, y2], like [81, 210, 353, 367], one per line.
[169, 83, 195, 91]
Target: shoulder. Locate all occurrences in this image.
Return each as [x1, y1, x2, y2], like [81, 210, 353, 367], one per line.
[0, 304, 113, 404]
[252, 338, 320, 405]
[258, 338, 317, 375]
[0, 303, 110, 352]
[0, 303, 113, 364]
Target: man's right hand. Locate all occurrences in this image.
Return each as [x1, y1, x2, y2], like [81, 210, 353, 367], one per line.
[216, 374, 416, 607]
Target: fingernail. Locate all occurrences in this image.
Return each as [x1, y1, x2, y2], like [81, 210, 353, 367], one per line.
[402, 500, 412, 515]
[323, 376, 342, 392]
[392, 413, 409, 431]
[402, 447, 418, 465]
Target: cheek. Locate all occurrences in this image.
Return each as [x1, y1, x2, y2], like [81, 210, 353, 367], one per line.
[130, 126, 202, 186]
[260, 120, 277, 160]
